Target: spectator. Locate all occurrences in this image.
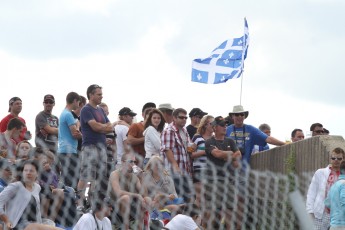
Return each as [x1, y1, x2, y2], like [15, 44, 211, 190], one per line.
[71, 95, 87, 152]
[108, 153, 150, 230]
[0, 159, 12, 193]
[325, 160, 345, 229]
[186, 108, 208, 139]
[57, 92, 82, 189]
[310, 123, 324, 136]
[160, 108, 194, 202]
[0, 97, 31, 144]
[127, 102, 156, 167]
[143, 109, 166, 166]
[38, 153, 64, 222]
[0, 160, 61, 230]
[226, 105, 285, 166]
[252, 123, 271, 154]
[306, 147, 345, 230]
[115, 107, 136, 169]
[205, 116, 241, 229]
[141, 156, 179, 202]
[165, 204, 201, 230]
[35, 94, 59, 153]
[158, 103, 174, 126]
[76, 84, 117, 211]
[0, 118, 25, 160]
[9, 140, 33, 167]
[74, 195, 113, 230]
[190, 115, 214, 208]
[291, 129, 305, 142]
[99, 102, 117, 179]
[323, 128, 330, 135]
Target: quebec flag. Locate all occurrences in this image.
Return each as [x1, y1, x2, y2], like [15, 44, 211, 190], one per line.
[191, 18, 249, 84]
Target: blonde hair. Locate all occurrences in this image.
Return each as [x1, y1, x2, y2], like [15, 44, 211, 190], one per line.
[196, 115, 214, 135]
[144, 156, 169, 176]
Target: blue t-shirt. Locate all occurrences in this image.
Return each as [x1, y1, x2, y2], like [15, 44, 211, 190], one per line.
[58, 108, 78, 154]
[80, 104, 109, 147]
[226, 124, 268, 165]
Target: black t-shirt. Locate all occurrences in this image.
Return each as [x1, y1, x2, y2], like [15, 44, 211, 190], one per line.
[205, 136, 238, 178]
[186, 125, 197, 139]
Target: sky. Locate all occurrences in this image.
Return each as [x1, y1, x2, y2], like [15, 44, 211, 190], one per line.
[1, 0, 345, 145]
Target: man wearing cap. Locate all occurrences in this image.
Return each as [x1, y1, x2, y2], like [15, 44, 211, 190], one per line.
[35, 94, 59, 153]
[76, 84, 117, 211]
[226, 105, 285, 165]
[115, 107, 136, 168]
[186, 108, 208, 139]
[158, 103, 174, 125]
[0, 97, 30, 144]
[127, 102, 156, 166]
[204, 116, 241, 229]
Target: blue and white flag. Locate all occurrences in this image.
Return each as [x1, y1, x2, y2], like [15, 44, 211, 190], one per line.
[191, 18, 249, 84]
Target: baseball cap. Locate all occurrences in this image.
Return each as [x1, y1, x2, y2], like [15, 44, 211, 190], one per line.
[210, 116, 228, 127]
[119, 107, 137, 117]
[189, 108, 208, 118]
[8, 97, 22, 112]
[43, 94, 55, 103]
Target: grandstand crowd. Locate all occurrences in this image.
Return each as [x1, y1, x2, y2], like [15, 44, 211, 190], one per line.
[0, 84, 332, 230]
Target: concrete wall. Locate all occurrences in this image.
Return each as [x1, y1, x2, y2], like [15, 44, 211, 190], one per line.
[251, 135, 345, 174]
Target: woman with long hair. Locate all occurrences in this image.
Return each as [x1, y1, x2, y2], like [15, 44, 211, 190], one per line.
[190, 115, 214, 207]
[142, 109, 165, 167]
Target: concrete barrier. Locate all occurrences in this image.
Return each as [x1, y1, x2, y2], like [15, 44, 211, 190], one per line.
[251, 135, 345, 174]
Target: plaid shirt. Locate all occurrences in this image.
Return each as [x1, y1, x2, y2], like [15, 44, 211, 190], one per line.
[160, 123, 192, 176]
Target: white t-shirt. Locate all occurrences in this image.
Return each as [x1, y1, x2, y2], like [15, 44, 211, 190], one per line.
[115, 124, 129, 164]
[73, 212, 112, 230]
[143, 126, 161, 158]
[165, 214, 199, 230]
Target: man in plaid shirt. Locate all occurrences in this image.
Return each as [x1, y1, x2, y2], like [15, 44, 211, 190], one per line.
[160, 108, 194, 202]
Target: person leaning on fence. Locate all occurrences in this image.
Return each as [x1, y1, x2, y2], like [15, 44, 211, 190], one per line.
[226, 105, 285, 166]
[306, 147, 345, 230]
[204, 116, 242, 230]
[325, 160, 345, 230]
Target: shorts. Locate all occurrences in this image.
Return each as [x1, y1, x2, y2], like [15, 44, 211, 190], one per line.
[204, 178, 235, 210]
[79, 145, 107, 182]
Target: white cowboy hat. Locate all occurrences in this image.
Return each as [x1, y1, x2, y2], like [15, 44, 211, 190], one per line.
[229, 105, 249, 119]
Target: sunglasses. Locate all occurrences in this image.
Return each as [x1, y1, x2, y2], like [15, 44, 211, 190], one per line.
[123, 160, 137, 164]
[44, 100, 54, 104]
[178, 116, 188, 120]
[314, 130, 324, 134]
[234, 113, 245, 117]
[331, 157, 343, 161]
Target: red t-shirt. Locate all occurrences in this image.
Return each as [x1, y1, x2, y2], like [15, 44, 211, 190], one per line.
[0, 114, 28, 144]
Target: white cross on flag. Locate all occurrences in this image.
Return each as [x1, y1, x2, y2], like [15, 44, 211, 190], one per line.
[191, 18, 249, 84]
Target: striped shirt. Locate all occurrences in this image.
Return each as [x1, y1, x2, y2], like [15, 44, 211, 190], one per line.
[191, 134, 207, 170]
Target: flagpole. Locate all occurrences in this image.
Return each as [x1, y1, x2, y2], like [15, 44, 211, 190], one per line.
[240, 70, 244, 105]
[239, 17, 248, 106]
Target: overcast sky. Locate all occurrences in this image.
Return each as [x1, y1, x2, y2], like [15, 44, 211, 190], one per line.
[1, 0, 344, 144]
